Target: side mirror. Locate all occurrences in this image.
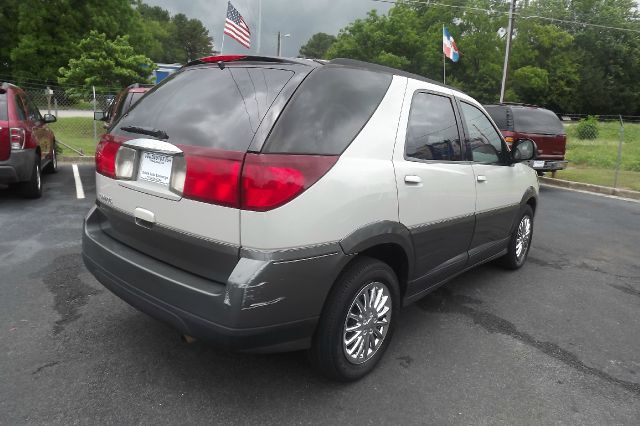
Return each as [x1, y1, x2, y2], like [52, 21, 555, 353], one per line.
[94, 111, 106, 121]
[511, 138, 536, 162]
[43, 113, 56, 123]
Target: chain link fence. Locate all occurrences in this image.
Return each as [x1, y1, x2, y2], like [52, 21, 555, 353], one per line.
[6, 79, 640, 192]
[558, 115, 640, 191]
[18, 83, 117, 157]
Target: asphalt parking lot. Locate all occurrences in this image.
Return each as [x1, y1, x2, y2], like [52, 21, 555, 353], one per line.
[1, 164, 639, 425]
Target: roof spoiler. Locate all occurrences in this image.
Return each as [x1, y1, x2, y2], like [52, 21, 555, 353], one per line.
[185, 55, 314, 67]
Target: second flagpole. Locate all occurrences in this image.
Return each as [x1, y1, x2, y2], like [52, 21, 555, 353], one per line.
[443, 25, 446, 84]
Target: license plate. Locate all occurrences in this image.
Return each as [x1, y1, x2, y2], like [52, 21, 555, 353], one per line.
[533, 160, 545, 168]
[138, 152, 173, 186]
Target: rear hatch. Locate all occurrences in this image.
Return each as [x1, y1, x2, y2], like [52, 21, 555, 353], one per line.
[510, 106, 566, 159]
[95, 61, 310, 282]
[0, 91, 9, 161]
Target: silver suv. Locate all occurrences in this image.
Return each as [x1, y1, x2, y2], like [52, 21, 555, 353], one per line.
[83, 56, 538, 381]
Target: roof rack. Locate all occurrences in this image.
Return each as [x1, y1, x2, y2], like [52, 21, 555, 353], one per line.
[328, 58, 454, 90]
[486, 102, 542, 108]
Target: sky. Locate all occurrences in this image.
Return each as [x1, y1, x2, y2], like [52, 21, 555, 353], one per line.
[145, 0, 392, 57]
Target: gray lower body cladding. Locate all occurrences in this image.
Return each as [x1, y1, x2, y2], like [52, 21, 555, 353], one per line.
[82, 206, 350, 353]
[0, 149, 36, 183]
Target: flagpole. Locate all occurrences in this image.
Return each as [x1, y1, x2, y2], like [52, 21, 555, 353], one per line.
[443, 25, 446, 84]
[220, 32, 225, 54]
[257, 0, 262, 54]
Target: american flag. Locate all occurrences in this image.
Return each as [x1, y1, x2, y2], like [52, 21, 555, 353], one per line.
[224, 2, 251, 49]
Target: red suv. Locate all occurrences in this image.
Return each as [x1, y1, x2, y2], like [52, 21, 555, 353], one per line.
[485, 103, 567, 174]
[0, 83, 58, 198]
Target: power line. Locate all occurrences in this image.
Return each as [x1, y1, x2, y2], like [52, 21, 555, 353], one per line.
[370, 0, 640, 34]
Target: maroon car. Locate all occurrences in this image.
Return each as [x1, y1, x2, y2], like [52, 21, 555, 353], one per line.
[95, 83, 152, 128]
[485, 103, 567, 174]
[0, 83, 57, 198]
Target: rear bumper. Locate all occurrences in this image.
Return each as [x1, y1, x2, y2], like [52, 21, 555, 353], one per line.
[0, 149, 35, 183]
[82, 206, 348, 353]
[527, 159, 568, 171]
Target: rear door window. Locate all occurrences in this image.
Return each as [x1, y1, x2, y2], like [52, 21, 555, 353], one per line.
[512, 107, 564, 135]
[405, 92, 462, 161]
[263, 66, 392, 155]
[112, 66, 294, 151]
[460, 102, 504, 164]
[0, 94, 7, 121]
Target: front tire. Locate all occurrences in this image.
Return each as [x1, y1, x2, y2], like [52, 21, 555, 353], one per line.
[44, 145, 58, 174]
[499, 205, 534, 269]
[309, 256, 400, 382]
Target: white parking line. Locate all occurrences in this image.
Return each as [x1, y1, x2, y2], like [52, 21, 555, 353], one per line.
[72, 164, 85, 199]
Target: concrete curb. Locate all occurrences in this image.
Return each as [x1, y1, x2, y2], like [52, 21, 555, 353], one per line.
[539, 177, 640, 201]
[59, 156, 94, 164]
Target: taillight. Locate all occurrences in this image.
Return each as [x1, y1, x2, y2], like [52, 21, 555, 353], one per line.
[95, 139, 120, 178]
[9, 128, 25, 150]
[241, 154, 338, 211]
[171, 147, 243, 207]
[171, 148, 338, 211]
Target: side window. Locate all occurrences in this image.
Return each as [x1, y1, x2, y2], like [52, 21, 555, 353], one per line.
[14, 95, 27, 121]
[25, 95, 42, 122]
[405, 92, 461, 161]
[460, 102, 504, 164]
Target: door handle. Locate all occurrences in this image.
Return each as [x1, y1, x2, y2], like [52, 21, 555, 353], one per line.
[404, 175, 422, 184]
[477, 175, 487, 182]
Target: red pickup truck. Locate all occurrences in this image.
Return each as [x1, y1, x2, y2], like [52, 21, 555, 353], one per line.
[0, 83, 58, 198]
[485, 103, 568, 175]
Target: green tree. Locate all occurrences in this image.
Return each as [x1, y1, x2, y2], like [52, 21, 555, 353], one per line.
[58, 31, 155, 97]
[168, 13, 214, 63]
[0, 0, 19, 76]
[10, 0, 142, 83]
[299, 32, 337, 58]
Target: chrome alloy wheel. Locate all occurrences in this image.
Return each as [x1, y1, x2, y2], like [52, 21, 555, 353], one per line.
[515, 215, 532, 261]
[343, 281, 392, 364]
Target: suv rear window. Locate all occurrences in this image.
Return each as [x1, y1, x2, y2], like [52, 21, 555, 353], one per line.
[263, 66, 392, 155]
[0, 94, 7, 121]
[511, 107, 564, 135]
[484, 105, 512, 131]
[112, 66, 294, 151]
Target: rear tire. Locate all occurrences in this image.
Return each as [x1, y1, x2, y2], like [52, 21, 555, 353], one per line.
[499, 205, 534, 270]
[309, 256, 400, 382]
[19, 160, 42, 199]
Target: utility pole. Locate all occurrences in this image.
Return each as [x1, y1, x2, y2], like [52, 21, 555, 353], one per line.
[500, 0, 516, 103]
[277, 31, 282, 56]
[276, 32, 290, 56]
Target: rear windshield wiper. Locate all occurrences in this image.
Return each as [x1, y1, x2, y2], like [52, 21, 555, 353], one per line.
[120, 125, 168, 140]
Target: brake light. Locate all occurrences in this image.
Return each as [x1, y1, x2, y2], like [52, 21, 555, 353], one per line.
[95, 139, 120, 178]
[241, 154, 338, 211]
[198, 55, 247, 63]
[172, 147, 244, 207]
[9, 128, 25, 150]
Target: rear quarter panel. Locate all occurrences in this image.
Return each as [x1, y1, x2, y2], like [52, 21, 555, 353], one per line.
[240, 75, 408, 250]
